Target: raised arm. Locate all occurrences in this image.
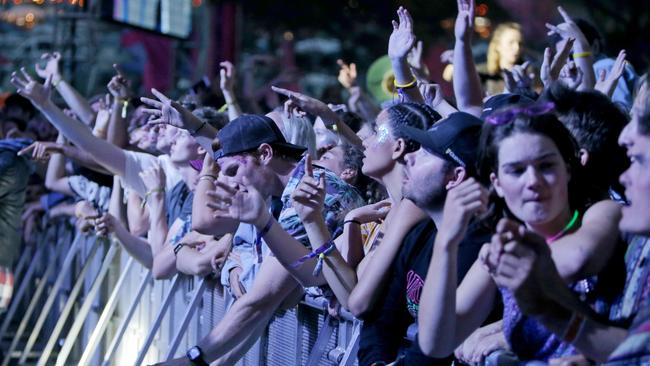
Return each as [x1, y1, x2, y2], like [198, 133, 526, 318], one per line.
[141, 88, 218, 153]
[271, 86, 363, 147]
[387, 7, 425, 104]
[546, 6, 596, 91]
[220, 61, 243, 121]
[139, 164, 176, 279]
[106, 64, 131, 148]
[452, 0, 483, 117]
[11, 69, 127, 177]
[35, 52, 95, 125]
[418, 178, 493, 357]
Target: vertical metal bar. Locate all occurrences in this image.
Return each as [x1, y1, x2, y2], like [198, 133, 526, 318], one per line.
[305, 314, 335, 366]
[36, 237, 102, 366]
[77, 255, 134, 366]
[0, 245, 41, 341]
[164, 278, 207, 360]
[1, 239, 66, 366]
[9, 245, 30, 291]
[55, 243, 118, 366]
[339, 319, 362, 366]
[101, 269, 152, 366]
[132, 275, 181, 366]
[19, 235, 83, 363]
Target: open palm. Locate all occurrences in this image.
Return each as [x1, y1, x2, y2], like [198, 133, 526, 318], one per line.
[388, 7, 416, 59]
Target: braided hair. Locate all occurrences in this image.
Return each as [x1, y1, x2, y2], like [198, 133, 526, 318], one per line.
[385, 103, 441, 153]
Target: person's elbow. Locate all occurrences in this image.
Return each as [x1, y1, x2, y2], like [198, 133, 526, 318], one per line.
[347, 291, 370, 318]
[416, 326, 455, 358]
[152, 256, 177, 280]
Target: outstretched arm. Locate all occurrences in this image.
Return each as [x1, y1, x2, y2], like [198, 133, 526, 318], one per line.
[453, 0, 483, 117]
[220, 61, 243, 121]
[35, 52, 95, 125]
[11, 69, 127, 177]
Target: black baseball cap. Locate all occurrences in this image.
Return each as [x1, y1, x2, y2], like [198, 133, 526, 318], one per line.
[213, 114, 307, 160]
[399, 112, 483, 171]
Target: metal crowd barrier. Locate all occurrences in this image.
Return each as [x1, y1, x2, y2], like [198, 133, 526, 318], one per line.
[2, 216, 363, 366]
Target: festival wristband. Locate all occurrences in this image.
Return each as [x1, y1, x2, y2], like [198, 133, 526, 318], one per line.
[573, 51, 592, 58]
[394, 77, 417, 89]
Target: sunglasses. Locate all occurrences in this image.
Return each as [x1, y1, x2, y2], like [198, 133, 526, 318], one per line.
[485, 101, 555, 126]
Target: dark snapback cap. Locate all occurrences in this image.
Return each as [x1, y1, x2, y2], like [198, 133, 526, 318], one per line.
[399, 112, 483, 170]
[213, 114, 307, 160]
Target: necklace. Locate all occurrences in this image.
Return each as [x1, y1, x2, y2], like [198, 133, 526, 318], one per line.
[546, 210, 580, 243]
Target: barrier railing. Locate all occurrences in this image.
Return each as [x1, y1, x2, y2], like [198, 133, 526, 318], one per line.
[4, 217, 362, 366]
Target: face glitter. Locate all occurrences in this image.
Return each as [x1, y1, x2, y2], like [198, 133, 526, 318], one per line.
[376, 124, 390, 144]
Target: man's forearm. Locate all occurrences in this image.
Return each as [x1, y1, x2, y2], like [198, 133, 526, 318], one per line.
[37, 100, 126, 176]
[60, 145, 110, 174]
[55, 80, 96, 126]
[107, 99, 128, 148]
[113, 225, 154, 268]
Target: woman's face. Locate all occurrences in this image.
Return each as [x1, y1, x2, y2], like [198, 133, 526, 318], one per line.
[361, 110, 396, 179]
[497, 28, 522, 69]
[492, 133, 570, 227]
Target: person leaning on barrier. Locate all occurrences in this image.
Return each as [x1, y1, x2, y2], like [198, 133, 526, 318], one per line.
[357, 112, 494, 366]
[152, 112, 363, 366]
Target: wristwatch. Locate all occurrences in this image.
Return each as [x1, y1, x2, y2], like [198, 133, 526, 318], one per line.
[186, 346, 209, 366]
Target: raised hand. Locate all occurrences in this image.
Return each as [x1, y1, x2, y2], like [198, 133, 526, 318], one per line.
[107, 64, 131, 100]
[139, 163, 166, 193]
[558, 60, 583, 90]
[540, 38, 575, 87]
[10, 68, 53, 107]
[34, 52, 62, 84]
[502, 61, 535, 93]
[140, 88, 198, 130]
[93, 94, 112, 136]
[455, 0, 475, 42]
[418, 81, 444, 109]
[407, 40, 430, 79]
[595, 49, 627, 98]
[271, 86, 330, 118]
[207, 176, 269, 227]
[18, 140, 65, 162]
[545, 6, 588, 46]
[438, 178, 488, 247]
[219, 61, 236, 94]
[388, 6, 416, 60]
[337, 59, 358, 89]
[291, 155, 326, 224]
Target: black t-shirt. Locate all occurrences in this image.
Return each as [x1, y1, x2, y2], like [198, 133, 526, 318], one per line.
[358, 219, 492, 366]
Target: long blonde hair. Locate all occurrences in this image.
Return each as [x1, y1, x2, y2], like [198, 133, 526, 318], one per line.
[487, 22, 522, 75]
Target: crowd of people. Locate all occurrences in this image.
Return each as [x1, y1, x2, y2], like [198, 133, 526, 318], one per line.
[1, 0, 649, 365]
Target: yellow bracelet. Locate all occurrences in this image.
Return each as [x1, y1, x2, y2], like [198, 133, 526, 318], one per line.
[573, 51, 592, 58]
[141, 187, 164, 208]
[394, 77, 417, 89]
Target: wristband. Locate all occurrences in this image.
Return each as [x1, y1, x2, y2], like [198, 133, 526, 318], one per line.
[141, 187, 164, 208]
[121, 99, 129, 118]
[198, 175, 217, 184]
[573, 51, 592, 59]
[290, 240, 336, 276]
[562, 311, 585, 343]
[254, 215, 274, 263]
[344, 219, 361, 226]
[52, 77, 62, 88]
[394, 77, 417, 89]
[173, 242, 186, 256]
[190, 121, 207, 135]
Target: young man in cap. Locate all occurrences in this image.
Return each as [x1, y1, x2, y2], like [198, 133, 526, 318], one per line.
[358, 112, 493, 365]
[160, 114, 364, 366]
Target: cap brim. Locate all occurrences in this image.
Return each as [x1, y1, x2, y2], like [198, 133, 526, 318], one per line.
[272, 142, 308, 157]
[399, 125, 440, 153]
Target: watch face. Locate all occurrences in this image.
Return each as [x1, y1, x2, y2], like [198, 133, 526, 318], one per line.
[188, 347, 201, 359]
